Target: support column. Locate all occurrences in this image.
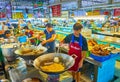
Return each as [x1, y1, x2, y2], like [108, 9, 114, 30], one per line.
[77, 0, 82, 8]
[108, 0, 113, 4]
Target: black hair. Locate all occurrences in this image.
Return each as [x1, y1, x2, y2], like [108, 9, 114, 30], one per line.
[11, 24, 17, 28]
[3, 22, 6, 25]
[23, 26, 29, 29]
[73, 23, 83, 30]
[4, 30, 11, 35]
[45, 23, 53, 28]
[28, 21, 31, 23]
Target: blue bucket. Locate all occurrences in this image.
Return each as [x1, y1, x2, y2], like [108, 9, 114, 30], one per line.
[18, 36, 28, 43]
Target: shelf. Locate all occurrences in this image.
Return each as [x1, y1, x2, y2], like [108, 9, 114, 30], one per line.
[33, 7, 44, 10]
[93, 31, 120, 38]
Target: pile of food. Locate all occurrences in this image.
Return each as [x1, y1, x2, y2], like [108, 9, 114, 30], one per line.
[88, 39, 98, 46]
[41, 63, 65, 72]
[20, 48, 44, 55]
[91, 44, 110, 56]
[111, 48, 120, 54]
[88, 39, 117, 56]
[87, 39, 98, 50]
[40, 57, 65, 72]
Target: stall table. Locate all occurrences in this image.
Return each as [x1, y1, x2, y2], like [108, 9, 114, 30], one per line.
[60, 47, 118, 82]
[5, 63, 73, 82]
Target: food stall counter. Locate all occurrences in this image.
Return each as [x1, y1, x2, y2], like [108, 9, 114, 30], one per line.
[59, 46, 118, 82]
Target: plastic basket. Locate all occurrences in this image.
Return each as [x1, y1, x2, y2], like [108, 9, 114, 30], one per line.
[90, 54, 111, 62]
[110, 53, 119, 58]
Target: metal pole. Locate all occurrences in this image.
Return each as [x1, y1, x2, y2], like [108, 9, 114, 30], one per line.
[77, 0, 82, 8]
[10, 1, 12, 19]
[47, 0, 51, 23]
[108, 0, 113, 4]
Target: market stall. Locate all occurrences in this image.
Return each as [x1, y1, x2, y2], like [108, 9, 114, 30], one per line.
[59, 44, 119, 82]
[0, 0, 120, 82]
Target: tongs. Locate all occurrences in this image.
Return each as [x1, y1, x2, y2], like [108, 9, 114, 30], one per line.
[56, 42, 60, 56]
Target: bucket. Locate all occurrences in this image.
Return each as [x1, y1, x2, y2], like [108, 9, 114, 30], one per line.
[18, 36, 28, 43]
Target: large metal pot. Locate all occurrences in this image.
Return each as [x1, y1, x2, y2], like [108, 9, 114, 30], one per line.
[33, 53, 75, 74]
[1, 43, 19, 62]
[14, 45, 47, 60]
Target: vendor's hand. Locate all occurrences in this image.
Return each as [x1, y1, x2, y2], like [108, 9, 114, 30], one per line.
[59, 42, 63, 46]
[41, 40, 47, 45]
[5, 65, 11, 71]
[0, 38, 4, 40]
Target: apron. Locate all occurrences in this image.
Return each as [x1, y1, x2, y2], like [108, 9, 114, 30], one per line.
[45, 31, 55, 53]
[68, 34, 82, 71]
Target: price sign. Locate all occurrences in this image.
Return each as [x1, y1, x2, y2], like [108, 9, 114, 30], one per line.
[114, 8, 120, 16]
[51, 4, 61, 17]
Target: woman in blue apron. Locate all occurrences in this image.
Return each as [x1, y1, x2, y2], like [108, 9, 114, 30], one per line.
[40, 23, 56, 53]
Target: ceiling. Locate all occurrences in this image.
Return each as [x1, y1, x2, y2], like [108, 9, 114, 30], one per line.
[0, 0, 120, 9]
[81, 0, 109, 7]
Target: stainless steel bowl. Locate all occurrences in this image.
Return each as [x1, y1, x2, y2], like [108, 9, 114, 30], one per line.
[1, 43, 19, 62]
[33, 53, 75, 74]
[14, 45, 47, 60]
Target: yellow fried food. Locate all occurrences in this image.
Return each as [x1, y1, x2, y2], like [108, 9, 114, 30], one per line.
[88, 39, 98, 46]
[41, 63, 65, 72]
[91, 44, 110, 56]
[21, 48, 32, 54]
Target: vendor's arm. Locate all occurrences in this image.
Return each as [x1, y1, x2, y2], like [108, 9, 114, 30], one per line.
[60, 34, 71, 45]
[42, 34, 56, 45]
[60, 39, 65, 45]
[37, 31, 45, 39]
[0, 37, 4, 40]
[79, 37, 88, 68]
[39, 31, 45, 35]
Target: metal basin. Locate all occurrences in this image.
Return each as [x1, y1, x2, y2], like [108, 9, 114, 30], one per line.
[1, 43, 18, 62]
[33, 53, 75, 74]
[14, 45, 47, 60]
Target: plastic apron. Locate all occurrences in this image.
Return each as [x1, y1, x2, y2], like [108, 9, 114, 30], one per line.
[68, 34, 82, 71]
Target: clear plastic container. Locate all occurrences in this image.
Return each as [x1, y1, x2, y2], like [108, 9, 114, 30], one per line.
[8, 67, 21, 82]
